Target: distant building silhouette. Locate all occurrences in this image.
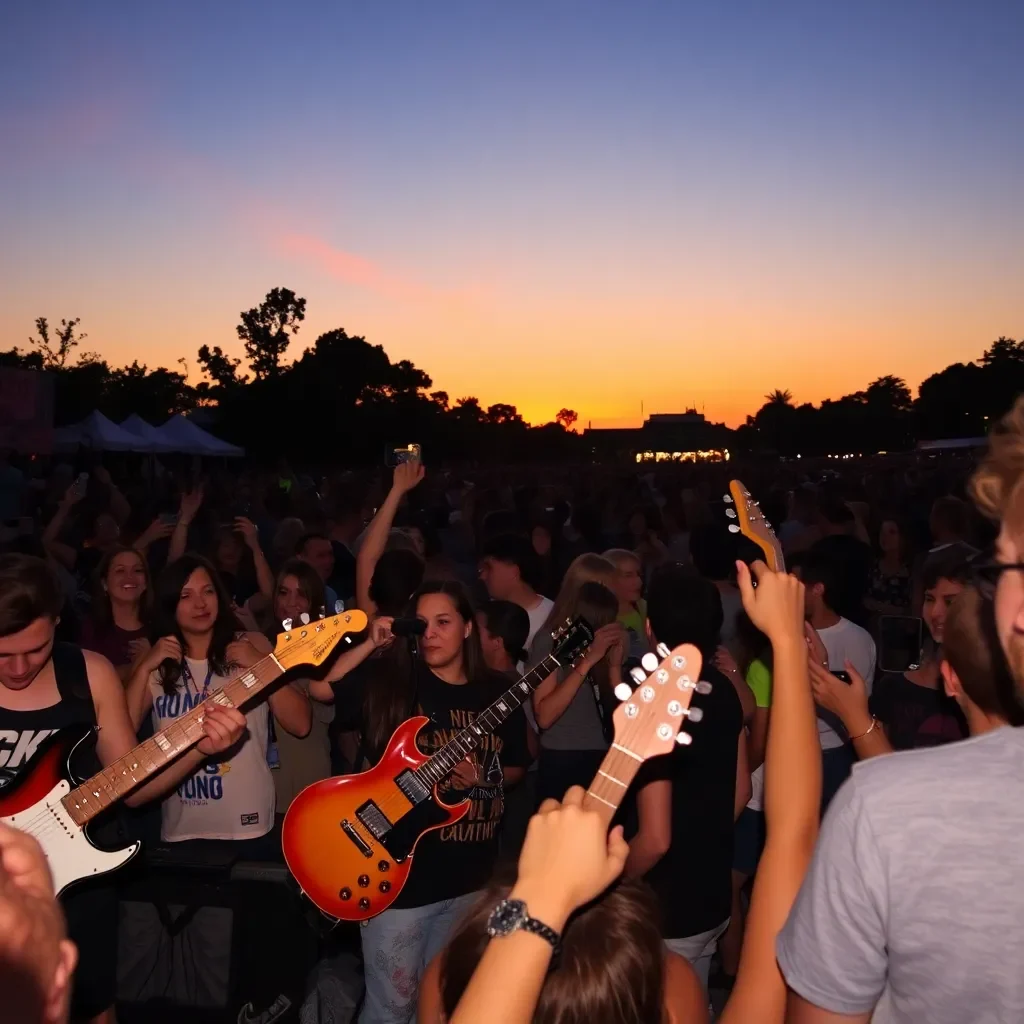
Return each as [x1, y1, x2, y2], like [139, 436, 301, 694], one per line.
[583, 408, 733, 462]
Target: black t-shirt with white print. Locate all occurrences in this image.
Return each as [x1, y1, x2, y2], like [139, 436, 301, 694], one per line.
[334, 658, 530, 908]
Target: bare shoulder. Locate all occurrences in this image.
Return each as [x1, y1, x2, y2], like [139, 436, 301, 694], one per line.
[664, 951, 709, 1024]
[82, 648, 123, 695]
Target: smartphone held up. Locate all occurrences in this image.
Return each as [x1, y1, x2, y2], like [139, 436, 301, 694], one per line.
[386, 444, 422, 468]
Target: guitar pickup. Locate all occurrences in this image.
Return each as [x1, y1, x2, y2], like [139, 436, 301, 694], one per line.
[356, 800, 393, 840]
[340, 819, 373, 858]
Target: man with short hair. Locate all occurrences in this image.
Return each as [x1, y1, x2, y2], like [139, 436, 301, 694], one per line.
[478, 533, 553, 654]
[295, 531, 340, 613]
[0, 553, 246, 1024]
[779, 398, 1024, 1024]
[790, 548, 876, 810]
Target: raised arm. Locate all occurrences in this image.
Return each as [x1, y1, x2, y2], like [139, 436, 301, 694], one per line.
[167, 487, 203, 564]
[448, 787, 628, 1024]
[807, 661, 893, 761]
[235, 517, 274, 600]
[720, 561, 820, 1024]
[356, 460, 424, 614]
[40, 485, 80, 571]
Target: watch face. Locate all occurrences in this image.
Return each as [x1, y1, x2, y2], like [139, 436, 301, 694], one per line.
[487, 898, 527, 937]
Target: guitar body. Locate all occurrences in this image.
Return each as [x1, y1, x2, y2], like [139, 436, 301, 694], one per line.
[283, 716, 469, 922]
[0, 726, 140, 896]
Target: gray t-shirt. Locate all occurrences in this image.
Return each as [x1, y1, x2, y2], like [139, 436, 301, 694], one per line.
[777, 726, 1024, 1023]
[529, 628, 606, 752]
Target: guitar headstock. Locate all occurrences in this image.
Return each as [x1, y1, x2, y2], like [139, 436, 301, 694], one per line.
[551, 616, 595, 667]
[610, 643, 708, 760]
[725, 479, 785, 572]
[273, 607, 369, 670]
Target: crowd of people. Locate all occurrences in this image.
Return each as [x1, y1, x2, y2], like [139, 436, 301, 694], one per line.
[0, 395, 1021, 1024]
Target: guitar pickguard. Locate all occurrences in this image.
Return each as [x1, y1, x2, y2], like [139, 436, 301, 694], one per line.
[377, 796, 451, 862]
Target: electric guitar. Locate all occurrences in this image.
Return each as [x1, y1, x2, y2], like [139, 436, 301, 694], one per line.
[0, 608, 367, 896]
[583, 641, 707, 821]
[282, 618, 595, 922]
[725, 479, 785, 572]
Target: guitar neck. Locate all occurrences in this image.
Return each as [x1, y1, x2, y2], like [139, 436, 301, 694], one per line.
[417, 652, 562, 786]
[63, 653, 285, 827]
[581, 741, 645, 826]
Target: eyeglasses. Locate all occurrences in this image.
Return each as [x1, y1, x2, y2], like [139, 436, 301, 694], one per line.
[968, 554, 1024, 599]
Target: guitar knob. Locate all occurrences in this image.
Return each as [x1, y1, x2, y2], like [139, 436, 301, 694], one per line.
[378, 860, 390, 872]
[339, 888, 352, 901]
[379, 880, 391, 893]
[359, 897, 371, 911]
[358, 875, 370, 887]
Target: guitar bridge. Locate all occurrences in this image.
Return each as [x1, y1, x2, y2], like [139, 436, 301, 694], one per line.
[356, 801, 393, 841]
[340, 819, 373, 858]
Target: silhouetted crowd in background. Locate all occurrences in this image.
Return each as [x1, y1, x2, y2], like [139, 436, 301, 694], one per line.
[1, 405, 1023, 1024]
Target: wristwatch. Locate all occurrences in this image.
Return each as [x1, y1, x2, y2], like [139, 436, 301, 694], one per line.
[486, 898, 562, 961]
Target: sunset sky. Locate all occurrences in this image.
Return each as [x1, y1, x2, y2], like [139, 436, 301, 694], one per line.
[1, 1, 1022, 428]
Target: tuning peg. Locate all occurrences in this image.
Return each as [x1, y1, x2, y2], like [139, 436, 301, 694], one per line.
[334, 600, 344, 614]
[723, 494, 733, 503]
[676, 731, 693, 745]
[640, 652, 659, 673]
[299, 612, 309, 625]
[613, 682, 633, 701]
[629, 667, 647, 685]
[728, 525, 740, 534]
[682, 707, 703, 722]
[282, 618, 293, 632]
[656, 643, 670, 659]
[319, 606, 326, 619]
[725, 509, 737, 519]
[695, 680, 712, 694]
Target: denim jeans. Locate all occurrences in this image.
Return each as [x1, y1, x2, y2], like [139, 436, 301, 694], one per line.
[358, 891, 480, 1023]
[665, 917, 730, 997]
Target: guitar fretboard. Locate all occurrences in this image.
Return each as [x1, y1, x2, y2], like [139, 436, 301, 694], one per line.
[415, 653, 562, 787]
[62, 654, 285, 827]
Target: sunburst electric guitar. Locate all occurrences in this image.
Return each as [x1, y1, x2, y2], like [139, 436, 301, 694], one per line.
[282, 617, 595, 922]
[725, 478, 785, 572]
[0, 609, 367, 896]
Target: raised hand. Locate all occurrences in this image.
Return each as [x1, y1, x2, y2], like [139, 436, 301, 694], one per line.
[513, 786, 629, 929]
[370, 616, 395, 648]
[147, 636, 182, 670]
[234, 516, 260, 550]
[736, 559, 806, 648]
[226, 638, 262, 670]
[178, 486, 204, 524]
[391, 459, 425, 496]
[808, 659, 871, 727]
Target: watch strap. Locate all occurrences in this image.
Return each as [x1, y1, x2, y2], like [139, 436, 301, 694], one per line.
[520, 913, 561, 953]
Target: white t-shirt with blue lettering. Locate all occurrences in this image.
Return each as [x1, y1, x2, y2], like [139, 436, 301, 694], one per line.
[149, 657, 275, 842]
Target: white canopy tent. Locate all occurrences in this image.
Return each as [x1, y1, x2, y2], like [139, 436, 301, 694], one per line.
[157, 415, 244, 457]
[54, 411, 152, 453]
[119, 414, 180, 453]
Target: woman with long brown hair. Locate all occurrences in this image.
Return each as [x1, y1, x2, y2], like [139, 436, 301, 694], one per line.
[331, 580, 530, 1024]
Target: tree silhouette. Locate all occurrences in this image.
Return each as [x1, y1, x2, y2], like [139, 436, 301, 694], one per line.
[556, 408, 578, 431]
[237, 287, 307, 379]
[29, 316, 86, 370]
[197, 344, 245, 392]
[764, 389, 793, 406]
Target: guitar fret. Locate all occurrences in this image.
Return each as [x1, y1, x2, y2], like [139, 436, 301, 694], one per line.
[63, 651, 286, 827]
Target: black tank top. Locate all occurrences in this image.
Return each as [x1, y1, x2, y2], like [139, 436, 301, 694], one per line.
[0, 643, 96, 779]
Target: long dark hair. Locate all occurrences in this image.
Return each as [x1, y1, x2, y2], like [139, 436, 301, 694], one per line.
[151, 554, 237, 695]
[440, 876, 665, 1024]
[362, 580, 485, 765]
[90, 545, 153, 630]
